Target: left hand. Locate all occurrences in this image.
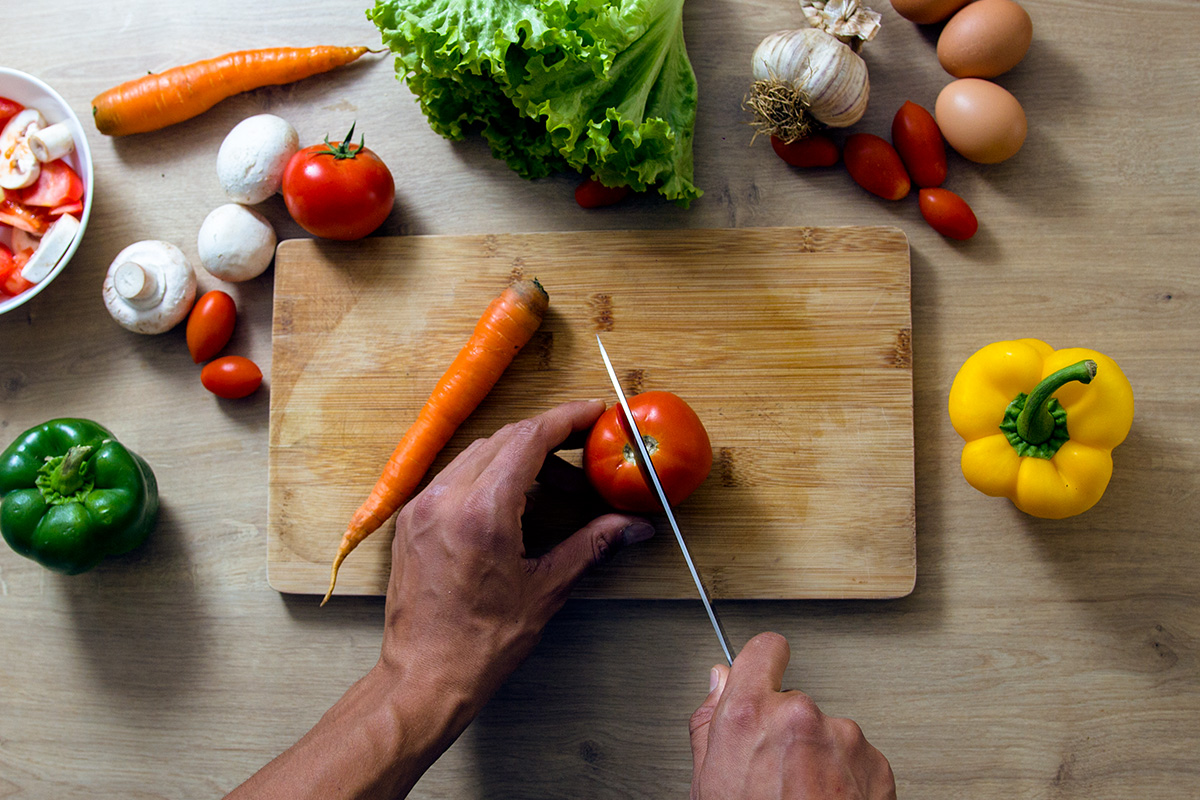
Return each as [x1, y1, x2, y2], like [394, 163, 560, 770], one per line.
[378, 399, 655, 718]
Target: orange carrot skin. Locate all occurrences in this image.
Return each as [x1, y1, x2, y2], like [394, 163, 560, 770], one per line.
[323, 278, 549, 603]
[92, 46, 369, 136]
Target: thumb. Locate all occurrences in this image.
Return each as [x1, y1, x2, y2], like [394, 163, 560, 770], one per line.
[689, 664, 729, 799]
[536, 513, 655, 597]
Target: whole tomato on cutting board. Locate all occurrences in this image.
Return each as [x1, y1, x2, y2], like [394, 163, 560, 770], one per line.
[583, 390, 713, 513]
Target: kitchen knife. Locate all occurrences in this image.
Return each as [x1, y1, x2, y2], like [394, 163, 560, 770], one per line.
[596, 334, 735, 666]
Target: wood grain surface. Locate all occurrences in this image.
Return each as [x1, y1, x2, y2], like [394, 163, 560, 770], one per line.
[267, 228, 914, 599]
[1, 0, 1197, 798]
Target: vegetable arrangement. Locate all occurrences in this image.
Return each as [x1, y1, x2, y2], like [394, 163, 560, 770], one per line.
[91, 46, 372, 136]
[949, 339, 1134, 519]
[1, 98, 84, 299]
[324, 278, 550, 604]
[367, 0, 701, 207]
[0, 419, 158, 574]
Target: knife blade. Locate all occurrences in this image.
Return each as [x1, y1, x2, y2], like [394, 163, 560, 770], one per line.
[596, 334, 735, 666]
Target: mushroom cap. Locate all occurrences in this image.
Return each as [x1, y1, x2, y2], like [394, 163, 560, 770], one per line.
[197, 203, 277, 282]
[216, 114, 299, 205]
[102, 240, 198, 334]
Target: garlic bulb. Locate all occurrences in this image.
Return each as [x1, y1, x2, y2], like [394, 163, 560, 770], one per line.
[750, 27, 870, 139]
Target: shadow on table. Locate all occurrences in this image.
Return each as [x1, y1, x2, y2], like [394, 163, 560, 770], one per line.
[58, 501, 213, 710]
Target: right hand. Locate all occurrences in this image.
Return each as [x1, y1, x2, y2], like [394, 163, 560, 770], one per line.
[689, 632, 896, 799]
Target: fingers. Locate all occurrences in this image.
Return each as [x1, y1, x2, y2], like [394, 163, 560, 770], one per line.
[478, 400, 607, 505]
[532, 512, 654, 608]
[727, 632, 792, 694]
[689, 662, 729, 788]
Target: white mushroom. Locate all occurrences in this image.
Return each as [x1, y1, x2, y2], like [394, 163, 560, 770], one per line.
[216, 114, 299, 204]
[102, 241, 197, 334]
[197, 203, 277, 282]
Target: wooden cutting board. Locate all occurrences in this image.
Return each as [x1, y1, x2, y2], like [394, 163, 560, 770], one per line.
[267, 227, 915, 600]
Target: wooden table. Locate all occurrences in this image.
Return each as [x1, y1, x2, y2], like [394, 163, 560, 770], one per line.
[2, 1, 1196, 796]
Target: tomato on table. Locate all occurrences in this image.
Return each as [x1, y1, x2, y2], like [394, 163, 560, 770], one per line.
[186, 290, 237, 363]
[891, 101, 947, 189]
[575, 176, 630, 208]
[282, 123, 395, 241]
[770, 134, 840, 168]
[583, 390, 713, 513]
[919, 187, 978, 240]
[200, 355, 262, 399]
[843, 133, 911, 201]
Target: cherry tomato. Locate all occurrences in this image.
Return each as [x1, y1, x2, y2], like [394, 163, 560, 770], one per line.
[843, 133, 911, 201]
[200, 355, 263, 399]
[891, 101, 947, 189]
[0, 97, 23, 129]
[575, 176, 630, 208]
[770, 134, 840, 168]
[583, 391, 713, 513]
[186, 290, 237, 363]
[919, 188, 978, 240]
[20, 161, 85, 208]
[282, 124, 395, 241]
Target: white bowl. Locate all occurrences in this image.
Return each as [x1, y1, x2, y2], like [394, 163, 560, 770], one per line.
[0, 67, 94, 316]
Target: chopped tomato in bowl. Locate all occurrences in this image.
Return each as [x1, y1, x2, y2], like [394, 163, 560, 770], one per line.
[0, 67, 93, 316]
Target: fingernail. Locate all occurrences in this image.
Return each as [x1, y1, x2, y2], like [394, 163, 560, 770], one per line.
[709, 667, 720, 692]
[621, 521, 655, 545]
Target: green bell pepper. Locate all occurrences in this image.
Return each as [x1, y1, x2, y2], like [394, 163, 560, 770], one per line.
[0, 419, 158, 574]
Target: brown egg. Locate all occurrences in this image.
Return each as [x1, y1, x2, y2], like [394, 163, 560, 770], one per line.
[938, 0, 1033, 78]
[935, 78, 1027, 163]
[889, 0, 972, 25]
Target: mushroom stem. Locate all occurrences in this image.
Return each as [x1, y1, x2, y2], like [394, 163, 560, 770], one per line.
[112, 262, 164, 306]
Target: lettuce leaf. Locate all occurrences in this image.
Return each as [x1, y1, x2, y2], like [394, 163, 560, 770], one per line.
[367, 0, 701, 206]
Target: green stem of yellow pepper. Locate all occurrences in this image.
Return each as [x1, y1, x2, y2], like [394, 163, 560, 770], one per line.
[1015, 360, 1098, 445]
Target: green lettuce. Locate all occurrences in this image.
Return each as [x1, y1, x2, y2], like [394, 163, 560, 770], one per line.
[367, 0, 701, 206]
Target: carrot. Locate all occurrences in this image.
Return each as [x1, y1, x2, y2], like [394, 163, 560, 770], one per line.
[92, 46, 371, 136]
[322, 278, 550, 605]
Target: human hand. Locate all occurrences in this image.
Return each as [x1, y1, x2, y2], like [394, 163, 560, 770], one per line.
[689, 632, 896, 800]
[377, 399, 655, 720]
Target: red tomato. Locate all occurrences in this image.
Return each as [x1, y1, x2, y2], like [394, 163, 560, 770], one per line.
[0, 198, 51, 235]
[282, 125, 395, 241]
[0, 97, 21, 129]
[20, 161, 85, 208]
[583, 391, 713, 513]
[49, 200, 84, 217]
[843, 133, 911, 201]
[575, 176, 630, 208]
[200, 355, 263, 399]
[0, 243, 15, 293]
[770, 134, 840, 168]
[186, 290, 237, 363]
[1, 247, 35, 297]
[891, 101, 947, 189]
[919, 188, 978, 240]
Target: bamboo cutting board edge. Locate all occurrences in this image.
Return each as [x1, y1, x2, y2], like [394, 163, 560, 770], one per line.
[266, 226, 915, 600]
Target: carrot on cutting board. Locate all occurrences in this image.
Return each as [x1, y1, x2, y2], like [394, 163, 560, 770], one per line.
[92, 45, 371, 136]
[322, 278, 551, 605]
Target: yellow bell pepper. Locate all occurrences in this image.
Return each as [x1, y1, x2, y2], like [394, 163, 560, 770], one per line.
[949, 339, 1134, 519]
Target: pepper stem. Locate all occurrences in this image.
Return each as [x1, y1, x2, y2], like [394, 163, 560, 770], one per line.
[1015, 360, 1097, 445]
[49, 445, 94, 496]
